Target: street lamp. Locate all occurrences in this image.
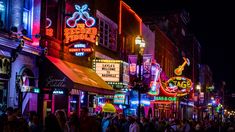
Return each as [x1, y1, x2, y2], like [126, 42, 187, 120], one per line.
[135, 35, 145, 120]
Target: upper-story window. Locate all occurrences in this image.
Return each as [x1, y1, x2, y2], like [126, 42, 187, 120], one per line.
[22, 0, 32, 36]
[96, 10, 117, 51]
[0, 0, 6, 30]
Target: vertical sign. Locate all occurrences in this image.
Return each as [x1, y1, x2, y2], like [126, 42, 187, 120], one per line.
[143, 54, 152, 86]
[128, 55, 137, 87]
[122, 62, 129, 85]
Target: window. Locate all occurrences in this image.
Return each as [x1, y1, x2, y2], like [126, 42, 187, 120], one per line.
[0, 0, 6, 30]
[96, 10, 117, 51]
[22, 0, 32, 36]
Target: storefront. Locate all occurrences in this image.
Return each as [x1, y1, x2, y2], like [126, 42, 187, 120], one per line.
[93, 59, 130, 114]
[39, 56, 114, 119]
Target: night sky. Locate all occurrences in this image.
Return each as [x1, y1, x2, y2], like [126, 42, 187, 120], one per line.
[124, 0, 235, 93]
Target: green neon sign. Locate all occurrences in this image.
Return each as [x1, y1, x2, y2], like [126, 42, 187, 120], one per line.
[154, 96, 177, 101]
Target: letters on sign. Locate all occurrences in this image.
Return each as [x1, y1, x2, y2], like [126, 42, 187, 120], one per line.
[166, 76, 192, 96]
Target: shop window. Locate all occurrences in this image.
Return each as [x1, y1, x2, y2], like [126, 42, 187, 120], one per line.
[0, 80, 8, 113]
[22, 0, 32, 37]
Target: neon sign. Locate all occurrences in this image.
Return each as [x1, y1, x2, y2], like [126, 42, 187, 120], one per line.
[154, 96, 177, 101]
[66, 4, 96, 28]
[166, 76, 192, 96]
[174, 57, 190, 75]
[114, 94, 125, 104]
[53, 90, 64, 94]
[148, 63, 162, 96]
[68, 43, 93, 57]
[64, 23, 97, 44]
[46, 18, 53, 37]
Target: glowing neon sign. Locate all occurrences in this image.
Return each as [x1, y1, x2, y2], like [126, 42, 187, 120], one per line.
[64, 23, 97, 44]
[174, 57, 190, 75]
[166, 76, 192, 96]
[148, 63, 162, 96]
[66, 4, 96, 28]
[68, 43, 93, 57]
[114, 94, 125, 104]
[46, 18, 53, 37]
[154, 96, 177, 101]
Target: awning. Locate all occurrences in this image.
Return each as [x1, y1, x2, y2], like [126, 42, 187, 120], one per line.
[44, 56, 114, 95]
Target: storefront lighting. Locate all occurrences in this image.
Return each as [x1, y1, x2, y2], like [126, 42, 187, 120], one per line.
[53, 90, 64, 94]
[33, 88, 40, 93]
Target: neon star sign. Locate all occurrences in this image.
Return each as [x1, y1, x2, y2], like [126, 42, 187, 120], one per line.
[66, 4, 96, 28]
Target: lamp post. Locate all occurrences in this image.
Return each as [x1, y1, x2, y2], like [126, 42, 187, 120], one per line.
[196, 84, 201, 121]
[135, 36, 145, 120]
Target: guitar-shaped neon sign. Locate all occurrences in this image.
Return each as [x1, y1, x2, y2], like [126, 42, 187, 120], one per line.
[174, 57, 190, 76]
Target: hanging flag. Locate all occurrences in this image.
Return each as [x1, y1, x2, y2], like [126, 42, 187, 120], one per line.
[128, 55, 137, 87]
[143, 54, 152, 87]
[128, 55, 137, 76]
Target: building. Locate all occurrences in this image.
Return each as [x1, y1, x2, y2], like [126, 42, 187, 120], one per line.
[142, 9, 202, 120]
[0, 0, 41, 115]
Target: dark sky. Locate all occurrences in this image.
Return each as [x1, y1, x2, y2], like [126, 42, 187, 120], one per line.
[124, 0, 235, 91]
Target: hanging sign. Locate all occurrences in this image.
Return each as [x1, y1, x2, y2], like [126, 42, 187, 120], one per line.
[142, 54, 152, 86]
[68, 43, 93, 57]
[148, 63, 162, 96]
[64, 4, 97, 44]
[166, 76, 192, 96]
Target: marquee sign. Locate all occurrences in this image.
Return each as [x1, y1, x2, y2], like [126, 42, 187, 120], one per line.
[68, 43, 93, 57]
[93, 60, 121, 82]
[166, 76, 192, 96]
[64, 4, 97, 44]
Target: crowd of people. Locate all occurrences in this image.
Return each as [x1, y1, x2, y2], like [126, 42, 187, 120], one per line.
[0, 106, 235, 132]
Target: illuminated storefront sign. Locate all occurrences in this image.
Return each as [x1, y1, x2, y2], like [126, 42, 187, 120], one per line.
[174, 57, 190, 76]
[148, 63, 162, 96]
[64, 23, 97, 44]
[94, 60, 120, 82]
[166, 76, 192, 96]
[68, 43, 93, 57]
[154, 96, 177, 101]
[64, 4, 97, 44]
[53, 90, 64, 94]
[46, 18, 53, 37]
[114, 94, 125, 104]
